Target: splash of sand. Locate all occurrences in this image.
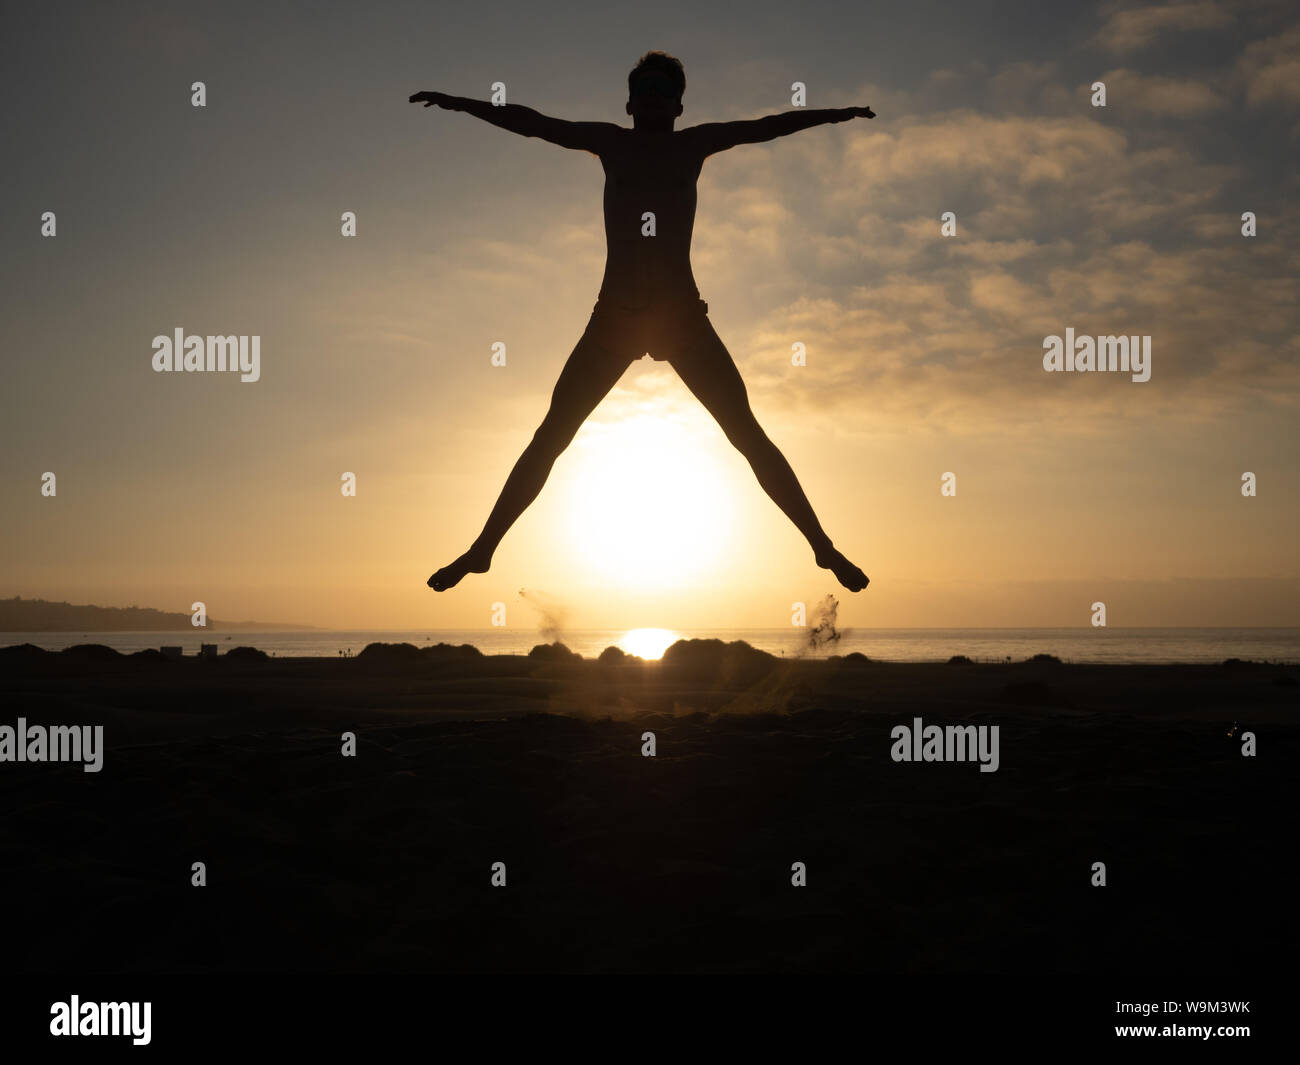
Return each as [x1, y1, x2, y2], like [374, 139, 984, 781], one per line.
[805, 594, 845, 653]
[714, 594, 850, 715]
[517, 588, 568, 645]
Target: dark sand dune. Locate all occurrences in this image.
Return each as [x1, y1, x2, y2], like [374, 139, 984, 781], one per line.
[0, 640, 1295, 973]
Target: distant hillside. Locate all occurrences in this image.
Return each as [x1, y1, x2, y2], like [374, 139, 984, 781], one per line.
[0, 597, 317, 632]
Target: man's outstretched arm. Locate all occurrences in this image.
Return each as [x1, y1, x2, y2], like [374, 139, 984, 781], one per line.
[688, 106, 874, 156]
[409, 91, 619, 154]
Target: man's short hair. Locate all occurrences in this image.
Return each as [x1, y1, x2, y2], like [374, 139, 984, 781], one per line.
[628, 51, 685, 100]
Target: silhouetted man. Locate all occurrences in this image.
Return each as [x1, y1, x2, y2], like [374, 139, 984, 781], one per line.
[411, 51, 874, 592]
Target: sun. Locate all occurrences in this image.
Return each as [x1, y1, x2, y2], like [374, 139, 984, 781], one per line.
[619, 628, 679, 659]
[559, 410, 736, 589]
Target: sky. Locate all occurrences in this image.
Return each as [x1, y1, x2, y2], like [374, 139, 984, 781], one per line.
[1, 0, 1297, 631]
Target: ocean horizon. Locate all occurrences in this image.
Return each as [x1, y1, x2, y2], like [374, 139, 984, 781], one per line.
[4, 627, 1298, 664]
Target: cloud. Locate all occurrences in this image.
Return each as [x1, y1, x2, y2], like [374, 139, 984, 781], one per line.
[1095, 68, 1228, 115]
[1237, 24, 1300, 106]
[948, 238, 1071, 264]
[1093, 2, 1234, 53]
[835, 112, 1130, 194]
[685, 90, 1297, 435]
[987, 61, 1076, 114]
[969, 272, 1042, 319]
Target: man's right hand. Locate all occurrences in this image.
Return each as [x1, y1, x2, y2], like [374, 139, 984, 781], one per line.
[409, 91, 461, 109]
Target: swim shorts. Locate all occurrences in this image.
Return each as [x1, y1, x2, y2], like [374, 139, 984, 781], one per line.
[580, 295, 712, 363]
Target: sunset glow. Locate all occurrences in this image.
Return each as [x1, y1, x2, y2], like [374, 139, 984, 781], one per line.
[560, 414, 736, 590]
[617, 627, 679, 659]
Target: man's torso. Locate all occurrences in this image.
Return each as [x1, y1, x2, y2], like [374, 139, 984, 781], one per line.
[596, 128, 706, 308]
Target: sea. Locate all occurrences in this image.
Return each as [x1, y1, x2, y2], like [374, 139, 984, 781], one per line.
[3, 628, 1298, 664]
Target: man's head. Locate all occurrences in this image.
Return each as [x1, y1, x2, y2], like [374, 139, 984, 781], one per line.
[627, 51, 685, 129]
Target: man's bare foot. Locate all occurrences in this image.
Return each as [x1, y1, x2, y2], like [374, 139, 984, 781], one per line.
[815, 545, 869, 592]
[427, 547, 491, 591]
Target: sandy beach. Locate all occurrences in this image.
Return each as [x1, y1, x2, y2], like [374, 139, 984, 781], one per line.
[0, 639, 1295, 974]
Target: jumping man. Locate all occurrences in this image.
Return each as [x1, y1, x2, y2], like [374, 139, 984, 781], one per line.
[411, 51, 873, 592]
